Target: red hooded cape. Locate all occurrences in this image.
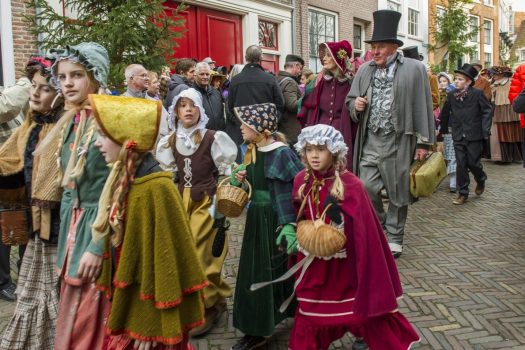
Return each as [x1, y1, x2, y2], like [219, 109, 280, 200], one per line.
[292, 169, 403, 320]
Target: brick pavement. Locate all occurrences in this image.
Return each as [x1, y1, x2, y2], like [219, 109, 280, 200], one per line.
[1, 161, 524, 349]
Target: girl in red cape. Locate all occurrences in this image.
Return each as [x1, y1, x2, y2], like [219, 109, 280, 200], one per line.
[289, 124, 420, 349]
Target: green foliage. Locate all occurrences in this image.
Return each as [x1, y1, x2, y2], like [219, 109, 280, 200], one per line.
[429, 64, 442, 75]
[429, 0, 477, 73]
[26, 0, 187, 90]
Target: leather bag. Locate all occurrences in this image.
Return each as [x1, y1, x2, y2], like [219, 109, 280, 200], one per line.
[410, 152, 447, 198]
[1, 209, 29, 245]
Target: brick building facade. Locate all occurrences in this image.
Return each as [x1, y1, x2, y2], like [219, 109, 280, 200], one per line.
[0, 0, 37, 85]
[11, 0, 38, 78]
[295, 0, 376, 72]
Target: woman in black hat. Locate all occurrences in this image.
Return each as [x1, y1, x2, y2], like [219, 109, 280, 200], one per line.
[439, 64, 492, 205]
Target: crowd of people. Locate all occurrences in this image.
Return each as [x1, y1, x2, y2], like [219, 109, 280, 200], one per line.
[1, 8, 525, 350]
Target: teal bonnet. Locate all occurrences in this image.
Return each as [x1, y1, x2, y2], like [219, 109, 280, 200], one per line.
[49, 42, 109, 88]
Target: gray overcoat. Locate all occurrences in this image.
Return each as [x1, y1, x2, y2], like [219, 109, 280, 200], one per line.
[346, 55, 435, 206]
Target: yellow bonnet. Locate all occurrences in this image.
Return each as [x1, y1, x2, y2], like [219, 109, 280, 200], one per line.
[89, 94, 161, 152]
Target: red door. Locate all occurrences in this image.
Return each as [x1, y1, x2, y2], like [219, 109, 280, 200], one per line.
[166, 2, 243, 69]
[164, 2, 198, 60]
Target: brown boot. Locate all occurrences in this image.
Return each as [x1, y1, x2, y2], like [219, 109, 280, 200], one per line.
[189, 299, 227, 337]
[452, 195, 467, 205]
[475, 182, 485, 196]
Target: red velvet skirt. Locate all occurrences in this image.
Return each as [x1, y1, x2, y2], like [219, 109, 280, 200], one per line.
[289, 308, 420, 350]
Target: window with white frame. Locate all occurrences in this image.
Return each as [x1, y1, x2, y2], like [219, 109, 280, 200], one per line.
[387, 0, 401, 12]
[353, 24, 363, 57]
[484, 20, 492, 45]
[308, 8, 337, 73]
[408, 8, 419, 36]
[469, 15, 480, 43]
[483, 0, 493, 5]
[435, 6, 445, 31]
[484, 52, 492, 67]
[519, 49, 525, 62]
[469, 49, 479, 61]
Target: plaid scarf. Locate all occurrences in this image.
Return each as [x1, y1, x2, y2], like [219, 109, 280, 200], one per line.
[454, 87, 469, 102]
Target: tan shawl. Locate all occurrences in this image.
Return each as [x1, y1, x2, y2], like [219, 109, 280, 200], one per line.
[0, 119, 35, 176]
[0, 113, 63, 239]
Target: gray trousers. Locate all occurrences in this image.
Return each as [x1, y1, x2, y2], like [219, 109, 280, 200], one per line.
[359, 131, 408, 247]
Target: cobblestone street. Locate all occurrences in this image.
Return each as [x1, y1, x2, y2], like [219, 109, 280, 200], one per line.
[1, 161, 524, 349]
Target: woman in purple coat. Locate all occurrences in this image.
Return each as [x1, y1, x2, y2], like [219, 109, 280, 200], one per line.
[298, 40, 358, 171]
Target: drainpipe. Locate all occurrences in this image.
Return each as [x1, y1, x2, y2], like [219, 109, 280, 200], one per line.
[291, 0, 296, 54]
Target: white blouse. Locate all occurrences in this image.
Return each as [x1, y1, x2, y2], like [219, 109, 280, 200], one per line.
[155, 127, 238, 175]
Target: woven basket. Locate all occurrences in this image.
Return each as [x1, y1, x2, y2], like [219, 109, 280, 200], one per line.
[216, 177, 252, 218]
[296, 203, 346, 257]
[1, 208, 29, 246]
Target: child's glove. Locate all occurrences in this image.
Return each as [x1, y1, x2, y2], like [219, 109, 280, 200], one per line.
[324, 195, 343, 225]
[230, 163, 246, 187]
[212, 218, 230, 257]
[275, 224, 298, 255]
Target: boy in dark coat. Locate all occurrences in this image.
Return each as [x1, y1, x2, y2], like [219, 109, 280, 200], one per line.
[439, 64, 492, 205]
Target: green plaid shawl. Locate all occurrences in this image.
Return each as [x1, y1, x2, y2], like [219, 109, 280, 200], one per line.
[264, 146, 303, 225]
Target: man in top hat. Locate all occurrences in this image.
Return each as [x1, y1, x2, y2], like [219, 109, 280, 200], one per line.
[402, 46, 424, 61]
[439, 64, 492, 205]
[403, 46, 440, 110]
[346, 10, 435, 259]
[277, 54, 304, 144]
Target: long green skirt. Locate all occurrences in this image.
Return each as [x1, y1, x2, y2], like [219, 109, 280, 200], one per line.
[232, 190, 295, 336]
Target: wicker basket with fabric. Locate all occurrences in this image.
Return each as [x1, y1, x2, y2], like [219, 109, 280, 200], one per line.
[216, 177, 252, 217]
[1, 208, 29, 245]
[296, 194, 346, 257]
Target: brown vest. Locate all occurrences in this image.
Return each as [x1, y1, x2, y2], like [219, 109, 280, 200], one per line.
[172, 130, 218, 202]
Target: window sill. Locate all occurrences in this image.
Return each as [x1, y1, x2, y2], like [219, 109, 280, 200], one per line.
[406, 34, 424, 42]
[262, 48, 280, 54]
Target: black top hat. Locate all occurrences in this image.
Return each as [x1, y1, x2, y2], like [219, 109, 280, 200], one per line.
[285, 54, 305, 66]
[454, 63, 478, 82]
[365, 10, 404, 47]
[402, 46, 423, 61]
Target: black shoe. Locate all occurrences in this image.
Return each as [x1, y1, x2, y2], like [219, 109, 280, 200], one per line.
[392, 251, 402, 259]
[231, 335, 267, 350]
[352, 338, 369, 350]
[0, 283, 16, 301]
